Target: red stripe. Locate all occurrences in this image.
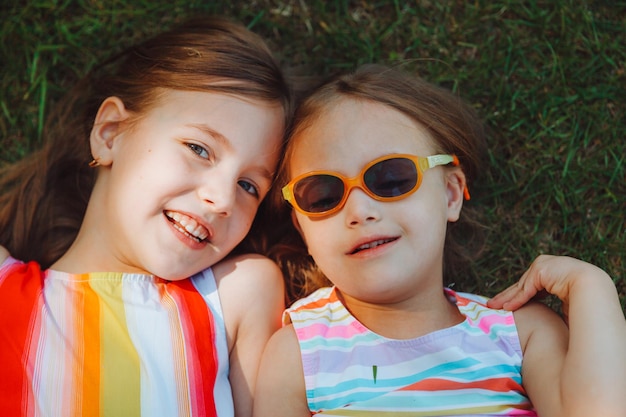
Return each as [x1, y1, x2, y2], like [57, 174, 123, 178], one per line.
[0, 261, 45, 415]
[167, 279, 219, 417]
[400, 376, 525, 393]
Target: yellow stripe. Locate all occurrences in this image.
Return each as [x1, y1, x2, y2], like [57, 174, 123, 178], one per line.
[91, 275, 141, 417]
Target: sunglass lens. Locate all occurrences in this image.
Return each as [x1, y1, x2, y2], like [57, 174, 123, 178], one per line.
[365, 158, 418, 197]
[294, 174, 345, 213]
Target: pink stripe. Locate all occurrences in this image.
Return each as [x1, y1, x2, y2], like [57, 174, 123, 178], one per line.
[297, 322, 367, 340]
[476, 314, 515, 333]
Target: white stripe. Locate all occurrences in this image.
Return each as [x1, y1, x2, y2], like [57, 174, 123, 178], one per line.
[36, 272, 72, 416]
[122, 275, 180, 417]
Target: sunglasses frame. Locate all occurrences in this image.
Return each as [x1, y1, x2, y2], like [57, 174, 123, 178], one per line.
[282, 153, 466, 217]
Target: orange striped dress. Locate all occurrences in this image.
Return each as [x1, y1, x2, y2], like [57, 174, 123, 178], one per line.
[0, 257, 233, 417]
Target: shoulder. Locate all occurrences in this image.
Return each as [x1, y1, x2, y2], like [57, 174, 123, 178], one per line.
[212, 253, 284, 300]
[512, 303, 569, 414]
[513, 301, 568, 354]
[212, 253, 285, 331]
[268, 323, 300, 350]
[212, 253, 285, 314]
[262, 325, 303, 376]
[262, 324, 304, 379]
[513, 301, 568, 394]
[255, 323, 310, 415]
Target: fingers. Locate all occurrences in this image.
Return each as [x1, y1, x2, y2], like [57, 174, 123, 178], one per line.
[487, 283, 519, 309]
[488, 254, 611, 315]
[488, 256, 551, 311]
[488, 283, 534, 311]
[488, 270, 538, 311]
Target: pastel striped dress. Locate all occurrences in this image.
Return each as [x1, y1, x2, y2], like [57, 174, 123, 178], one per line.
[0, 256, 233, 417]
[285, 287, 537, 416]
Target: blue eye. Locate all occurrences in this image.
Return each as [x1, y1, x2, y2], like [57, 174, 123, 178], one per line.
[238, 180, 259, 198]
[187, 143, 210, 159]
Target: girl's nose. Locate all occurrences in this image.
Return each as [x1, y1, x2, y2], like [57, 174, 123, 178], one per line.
[198, 177, 236, 217]
[343, 188, 381, 226]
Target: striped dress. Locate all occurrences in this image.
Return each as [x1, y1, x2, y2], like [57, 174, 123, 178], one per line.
[285, 287, 537, 416]
[0, 256, 233, 417]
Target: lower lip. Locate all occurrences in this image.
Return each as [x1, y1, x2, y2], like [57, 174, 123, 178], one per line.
[165, 214, 208, 250]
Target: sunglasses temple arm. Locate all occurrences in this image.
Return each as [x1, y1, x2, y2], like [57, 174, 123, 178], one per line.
[427, 155, 471, 200]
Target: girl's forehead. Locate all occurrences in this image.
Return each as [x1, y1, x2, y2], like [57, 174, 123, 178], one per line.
[288, 99, 436, 172]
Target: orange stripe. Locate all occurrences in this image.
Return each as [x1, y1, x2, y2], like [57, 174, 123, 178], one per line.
[81, 274, 101, 416]
[295, 288, 340, 311]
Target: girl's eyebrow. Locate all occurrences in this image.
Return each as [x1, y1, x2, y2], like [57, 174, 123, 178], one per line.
[251, 166, 275, 183]
[188, 123, 274, 181]
[188, 123, 233, 151]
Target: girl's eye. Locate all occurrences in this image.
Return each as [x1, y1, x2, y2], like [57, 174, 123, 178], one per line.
[187, 143, 211, 159]
[238, 180, 259, 199]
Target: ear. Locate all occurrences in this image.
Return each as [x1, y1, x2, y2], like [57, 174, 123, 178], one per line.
[89, 96, 130, 166]
[445, 167, 467, 222]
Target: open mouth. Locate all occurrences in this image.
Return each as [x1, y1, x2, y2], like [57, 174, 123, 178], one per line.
[350, 237, 398, 254]
[164, 210, 210, 243]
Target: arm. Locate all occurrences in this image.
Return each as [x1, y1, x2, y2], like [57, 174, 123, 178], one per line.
[253, 324, 311, 417]
[489, 255, 626, 417]
[213, 254, 286, 417]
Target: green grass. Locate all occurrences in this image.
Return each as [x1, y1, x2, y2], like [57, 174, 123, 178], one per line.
[2, 0, 625, 307]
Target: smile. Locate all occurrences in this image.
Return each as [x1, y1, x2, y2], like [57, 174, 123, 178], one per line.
[350, 237, 397, 254]
[164, 210, 210, 243]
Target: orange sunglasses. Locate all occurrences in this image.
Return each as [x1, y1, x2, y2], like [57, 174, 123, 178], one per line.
[282, 153, 470, 217]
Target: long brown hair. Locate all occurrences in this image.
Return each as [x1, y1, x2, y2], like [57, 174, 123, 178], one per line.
[0, 16, 292, 269]
[272, 64, 488, 303]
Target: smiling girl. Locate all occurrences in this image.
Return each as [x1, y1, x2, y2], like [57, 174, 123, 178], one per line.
[0, 17, 291, 417]
[253, 64, 626, 417]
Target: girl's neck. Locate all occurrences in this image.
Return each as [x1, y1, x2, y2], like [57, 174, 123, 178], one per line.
[50, 184, 145, 275]
[336, 286, 464, 340]
[50, 226, 145, 276]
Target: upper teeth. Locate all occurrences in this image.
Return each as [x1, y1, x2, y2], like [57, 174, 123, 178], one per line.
[165, 210, 209, 242]
[357, 239, 389, 251]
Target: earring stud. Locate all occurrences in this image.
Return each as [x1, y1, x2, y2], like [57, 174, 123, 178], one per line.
[88, 158, 100, 168]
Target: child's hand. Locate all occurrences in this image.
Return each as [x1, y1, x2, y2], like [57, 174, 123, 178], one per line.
[487, 254, 612, 318]
[496, 255, 626, 416]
